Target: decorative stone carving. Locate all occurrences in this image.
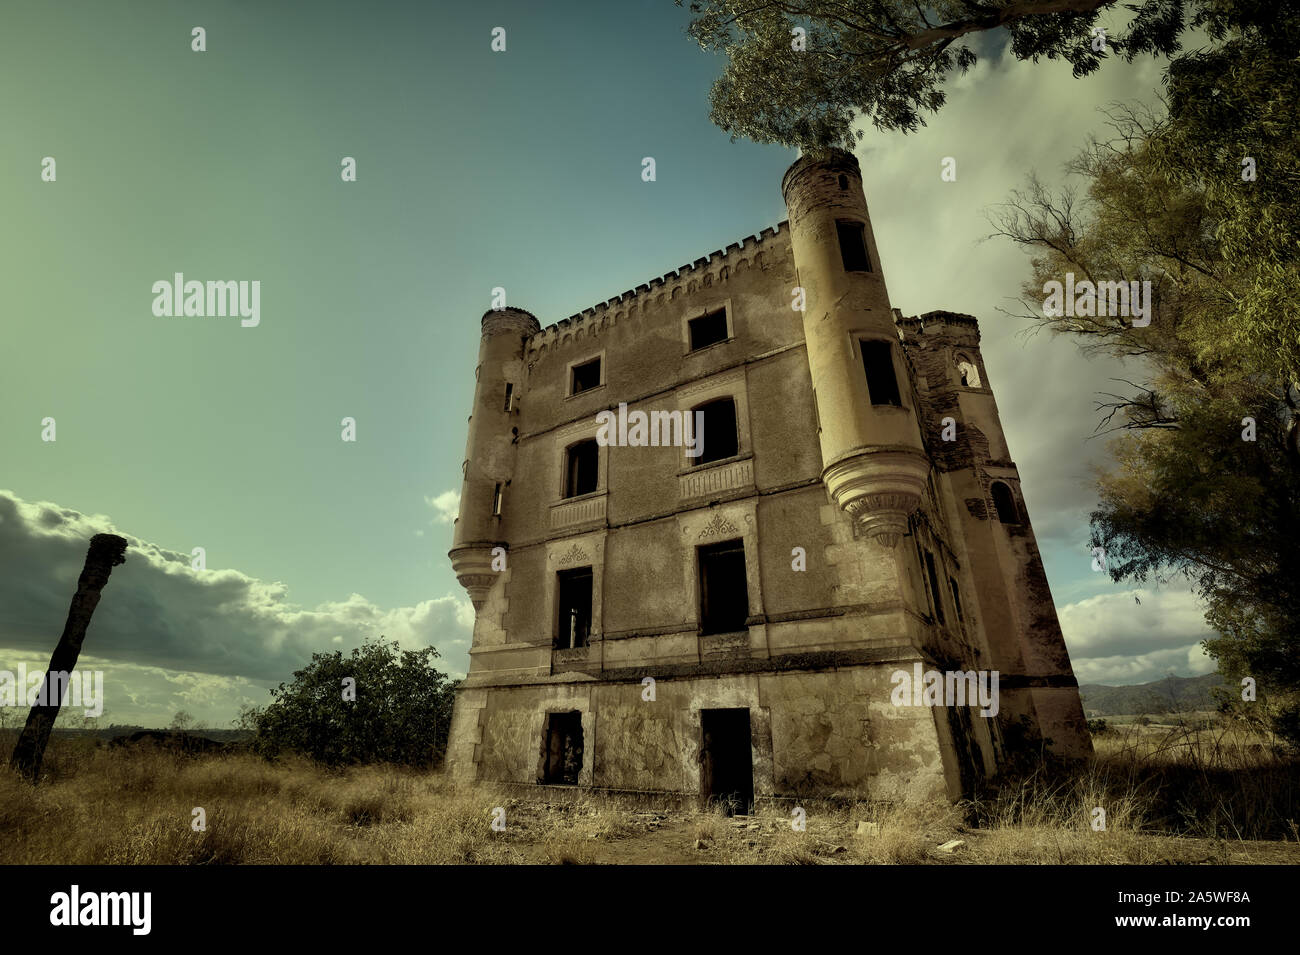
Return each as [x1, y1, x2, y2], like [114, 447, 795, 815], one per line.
[701, 631, 749, 656]
[679, 457, 753, 499]
[555, 543, 589, 566]
[549, 493, 606, 529]
[823, 449, 928, 548]
[698, 513, 740, 540]
[449, 545, 500, 611]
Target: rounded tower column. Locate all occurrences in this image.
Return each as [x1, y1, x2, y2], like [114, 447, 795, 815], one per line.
[782, 150, 929, 547]
[449, 307, 539, 608]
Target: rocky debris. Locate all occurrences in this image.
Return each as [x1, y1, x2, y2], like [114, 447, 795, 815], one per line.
[936, 839, 966, 853]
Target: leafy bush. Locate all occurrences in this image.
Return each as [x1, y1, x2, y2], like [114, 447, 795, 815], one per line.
[241, 638, 455, 766]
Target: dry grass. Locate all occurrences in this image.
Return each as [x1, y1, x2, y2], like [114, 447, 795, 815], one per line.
[1, 721, 1297, 865]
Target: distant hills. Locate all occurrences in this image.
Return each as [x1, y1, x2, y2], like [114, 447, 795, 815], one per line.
[41, 725, 251, 743]
[1078, 673, 1225, 717]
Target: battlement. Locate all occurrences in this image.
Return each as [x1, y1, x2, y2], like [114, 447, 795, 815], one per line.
[897, 310, 982, 341]
[525, 222, 789, 358]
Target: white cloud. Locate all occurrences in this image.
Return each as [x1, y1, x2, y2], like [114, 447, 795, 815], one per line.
[1072, 645, 1217, 685]
[0, 489, 474, 728]
[1058, 587, 1217, 683]
[425, 490, 460, 525]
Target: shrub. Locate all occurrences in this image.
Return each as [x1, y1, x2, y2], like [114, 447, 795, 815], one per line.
[242, 637, 455, 767]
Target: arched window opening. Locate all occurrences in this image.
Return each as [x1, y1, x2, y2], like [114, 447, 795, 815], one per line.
[957, 357, 980, 388]
[991, 481, 1021, 524]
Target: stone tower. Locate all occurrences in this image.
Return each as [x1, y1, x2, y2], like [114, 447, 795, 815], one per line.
[443, 149, 1091, 807]
[896, 308, 1092, 757]
[449, 307, 539, 611]
[781, 151, 930, 548]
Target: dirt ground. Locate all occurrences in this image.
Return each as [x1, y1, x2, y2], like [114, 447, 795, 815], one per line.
[494, 801, 1300, 865]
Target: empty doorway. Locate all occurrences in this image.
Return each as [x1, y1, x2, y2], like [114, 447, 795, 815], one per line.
[541, 711, 584, 785]
[699, 708, 754, 814]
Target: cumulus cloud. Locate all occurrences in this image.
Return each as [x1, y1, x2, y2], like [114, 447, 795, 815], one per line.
[425, 490, 460, 525]
[0, 489, 473, 726]
[1058, 587, 1217, 684]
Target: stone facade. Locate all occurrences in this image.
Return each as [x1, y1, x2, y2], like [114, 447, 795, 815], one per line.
[445, 150, 1091, 806]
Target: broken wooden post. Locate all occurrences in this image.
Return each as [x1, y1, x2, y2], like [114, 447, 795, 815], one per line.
[9, 533, 127, 782]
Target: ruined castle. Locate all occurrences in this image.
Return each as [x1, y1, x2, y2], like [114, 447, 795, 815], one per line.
[445, 149, 1091, 807]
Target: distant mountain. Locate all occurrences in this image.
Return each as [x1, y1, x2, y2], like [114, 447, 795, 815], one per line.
[1078, 673, 1225, 717]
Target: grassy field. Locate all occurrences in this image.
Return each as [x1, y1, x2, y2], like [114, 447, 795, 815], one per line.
[1, 721, 1297, 865]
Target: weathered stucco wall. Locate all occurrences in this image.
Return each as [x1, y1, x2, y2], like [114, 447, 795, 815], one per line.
[461, 665, 948, 804]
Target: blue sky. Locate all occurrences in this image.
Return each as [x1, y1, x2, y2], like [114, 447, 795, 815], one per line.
[0, 1, 1215, 727]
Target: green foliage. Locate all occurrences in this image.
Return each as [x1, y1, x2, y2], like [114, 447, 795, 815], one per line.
[242, 638, 456, 767]
[1150, 4, 1300, 385]
[1087, 718, 1110, 735]
[679, 0, 1281, 151]
[1212, 683, 1300, 750]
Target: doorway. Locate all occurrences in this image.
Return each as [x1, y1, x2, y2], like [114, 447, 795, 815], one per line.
[541, 711, 583, 785]
[699, 708, 754, 814]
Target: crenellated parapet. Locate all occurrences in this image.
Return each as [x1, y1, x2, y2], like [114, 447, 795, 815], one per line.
[897, 310, 981, 341]
[523, 223, 788, 364]
[482, 307, 541, 341]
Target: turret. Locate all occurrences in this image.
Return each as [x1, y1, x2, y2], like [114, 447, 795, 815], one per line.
[782, 150, 929, 547]
[449, 307, 539, 609]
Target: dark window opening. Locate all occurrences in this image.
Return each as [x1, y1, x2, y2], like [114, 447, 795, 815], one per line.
[689, 308, 729, 350]
[556, 567, 593, 649]
[698, 539, 749, 635]
[571, 358, 601, 394]
[949, 577, 965, 624]
[924, 550, 945, 625]
[837, 174, 849, 191]
[541, 711, 583, 785]
[699, 708, 753, 815]
[695, 397, 739, 464]
[991, 482, 1021, 524]
[836, 219, 871, 272]
[503, 382, 514, 411]
[492, 483, 502, 516]
[565, 439, 599, 498]
[860, 340, 902, 407]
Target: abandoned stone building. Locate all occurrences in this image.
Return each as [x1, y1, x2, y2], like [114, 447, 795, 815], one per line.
[446, 149, 1091, 808]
